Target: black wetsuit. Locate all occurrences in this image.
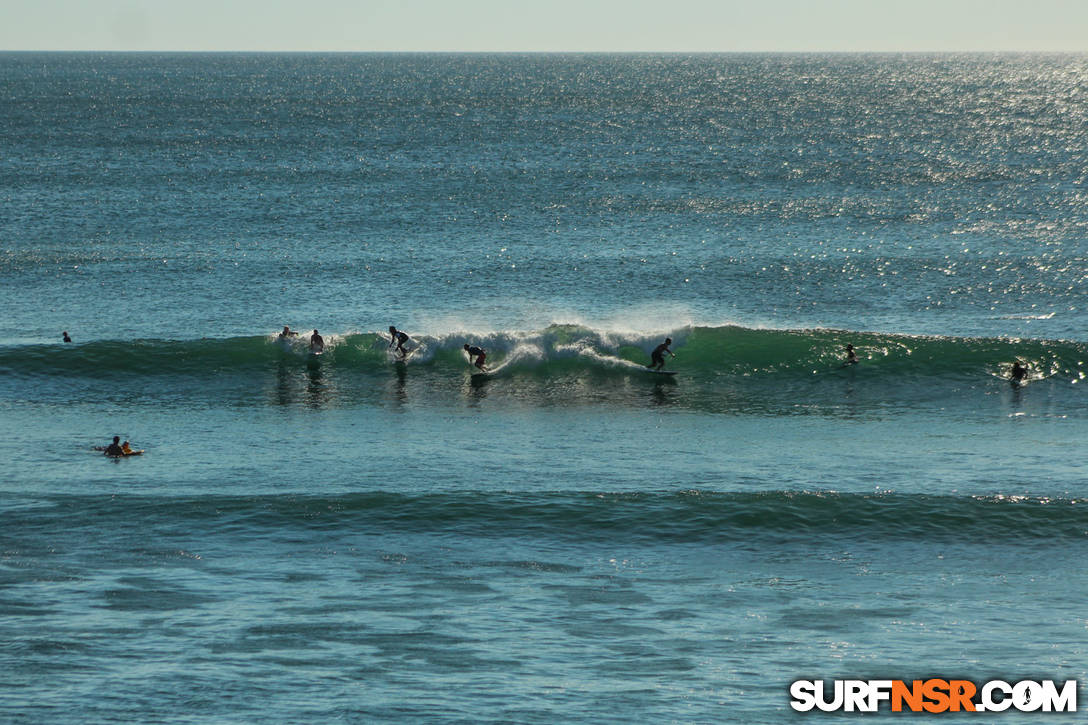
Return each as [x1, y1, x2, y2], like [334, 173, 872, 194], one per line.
[650, 343, 671, 367]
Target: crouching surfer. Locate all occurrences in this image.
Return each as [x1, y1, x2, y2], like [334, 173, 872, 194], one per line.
[464, 343, 487, 371]
[647, 338, 675, 371]
[389, 326, 410, 358]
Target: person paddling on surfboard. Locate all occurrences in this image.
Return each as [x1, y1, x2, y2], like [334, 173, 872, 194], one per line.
[310, 330, 325, 353]
[647, 338, 675, 371]
[464, 343, 487, 371]
[388, 326, 410, 358]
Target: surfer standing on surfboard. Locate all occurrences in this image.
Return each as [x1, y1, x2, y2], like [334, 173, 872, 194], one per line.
[1011, 361, 1027, 386]
[464, 344, 487, 371]
[648, 338, 675, 371]
[388, 326, 410, 358]
[310, 330, 324, 353]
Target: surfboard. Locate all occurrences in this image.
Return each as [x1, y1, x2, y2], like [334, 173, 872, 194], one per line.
[647, 369, 677, 376]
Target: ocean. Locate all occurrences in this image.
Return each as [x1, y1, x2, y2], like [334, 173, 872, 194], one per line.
[2, 52, 1087, 722]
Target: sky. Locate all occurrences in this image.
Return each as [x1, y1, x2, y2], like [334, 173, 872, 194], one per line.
[1, 0, 1087, 52]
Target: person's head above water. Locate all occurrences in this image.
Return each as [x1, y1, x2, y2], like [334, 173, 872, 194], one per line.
[113, 436, 120, 443]
[389, 326, 397, 333]
[665, 338, 672, 344]
[463, 344, 470, 351]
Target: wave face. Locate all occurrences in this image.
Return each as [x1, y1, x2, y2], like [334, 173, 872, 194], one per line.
[4, 324, 1084, 421]
[4, 322, 1083, 398]
[3, 324, 1085, 384]
[9, 490, 1088, 545]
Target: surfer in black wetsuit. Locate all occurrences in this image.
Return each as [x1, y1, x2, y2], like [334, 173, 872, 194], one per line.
[388, 326, 410, 358]
[1011, 361, 1027, 386]
[310, 330, 324, 353]
[647, 338, 674, 371]
[103, 436, 123, 457]
[63, 331, 72, 343]
[464, 343, 487, 371]
[844, 343, 858, 365]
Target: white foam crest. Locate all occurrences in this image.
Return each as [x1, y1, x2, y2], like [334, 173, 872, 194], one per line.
[363, 323, 693, 369]
[997, 312, 1057, 320]
[544, 303, 698, 339]
[568, 344, 649, 371]
[484, 342, 545, 373]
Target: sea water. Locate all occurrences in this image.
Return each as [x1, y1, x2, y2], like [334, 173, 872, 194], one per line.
[2, 53, 1087, 722]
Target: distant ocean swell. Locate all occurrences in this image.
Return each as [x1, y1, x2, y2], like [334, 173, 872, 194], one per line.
[7, 492, 1088, 544]
[3, 324, 1085, 384]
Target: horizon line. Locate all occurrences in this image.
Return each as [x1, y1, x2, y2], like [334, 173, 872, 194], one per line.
[3, 48, 1087, 55]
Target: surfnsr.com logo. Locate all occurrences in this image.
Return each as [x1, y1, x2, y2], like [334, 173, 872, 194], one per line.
[790, 679, 1077, 713]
